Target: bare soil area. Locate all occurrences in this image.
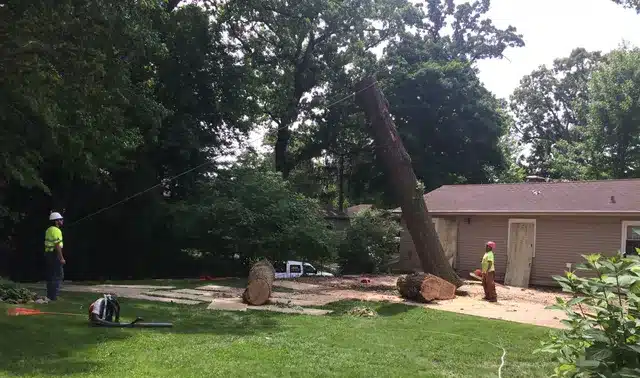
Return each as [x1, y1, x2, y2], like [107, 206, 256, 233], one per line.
[287, 275, 570, 328]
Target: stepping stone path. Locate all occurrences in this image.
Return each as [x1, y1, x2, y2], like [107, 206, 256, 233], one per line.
[206, 297, 333, 316]
[272, 281, 321, 291]
[142, 290, 213, 303]
[32, 281, 336, 315]
[194, 285, 242, 293]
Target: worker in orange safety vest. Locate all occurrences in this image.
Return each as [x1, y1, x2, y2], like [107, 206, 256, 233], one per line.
[481, 241, 497, 302]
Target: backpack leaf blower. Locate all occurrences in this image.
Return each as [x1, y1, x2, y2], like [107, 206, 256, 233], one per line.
[89, 294, 173, 328]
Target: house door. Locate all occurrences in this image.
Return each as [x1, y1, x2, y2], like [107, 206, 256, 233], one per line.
[504, 220, 536, 288]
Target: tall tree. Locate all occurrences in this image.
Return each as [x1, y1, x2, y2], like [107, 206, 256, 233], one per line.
[0, 0, 167, 192]
[285, 0, 525, 207]
[0, 0, 258, 280]
[585, 46, 640, 178]
[220, 0, 421, 177]
[510, 48, 603, 177]
[380, 35, 511, 190]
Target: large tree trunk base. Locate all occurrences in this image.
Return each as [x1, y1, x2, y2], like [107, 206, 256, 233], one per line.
[397, 273, 456, 302]
[242, 278, 271, 306]
[242, 259, 275, 306]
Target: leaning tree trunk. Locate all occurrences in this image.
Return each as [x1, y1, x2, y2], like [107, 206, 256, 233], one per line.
[397, 273, 457, 302]
[355, 77, 462, 287]
[242, 259, 276, 306]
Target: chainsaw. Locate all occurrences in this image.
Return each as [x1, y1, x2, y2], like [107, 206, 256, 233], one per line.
[469, 270, 510, 290]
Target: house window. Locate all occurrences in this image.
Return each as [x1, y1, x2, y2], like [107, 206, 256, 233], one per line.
[622, 221, 640, 256]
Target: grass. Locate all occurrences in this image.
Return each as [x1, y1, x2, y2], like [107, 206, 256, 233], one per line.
[0, 292, 556, 378]
[73, 278, 296, 292]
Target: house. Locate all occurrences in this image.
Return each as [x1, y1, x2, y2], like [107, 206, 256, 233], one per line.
[345, 204, 373, 218]
[393, 179, 640, 287]
[323, 204, 375, 231]
[322, 208, 350, 231]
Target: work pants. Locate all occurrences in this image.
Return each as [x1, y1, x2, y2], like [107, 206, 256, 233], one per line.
[482, 271, 497, 302]
[45, 252, 64, 300]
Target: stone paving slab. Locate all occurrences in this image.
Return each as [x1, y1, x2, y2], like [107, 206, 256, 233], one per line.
[142, 290, 211, 302]
[206, 297, 332, 316]
[194, 285, 243, 293]
[269, 296, 336, 307]
[272, 280, 321, 291]
[135, 294, 201, 305]
[249, 306, 333, 316]
[173, 288, 215, 296]
[206, 298, 247, 312]
[96, 284, 176, 290]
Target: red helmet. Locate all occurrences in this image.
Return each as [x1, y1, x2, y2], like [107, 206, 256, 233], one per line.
[486, 241, 496, 250]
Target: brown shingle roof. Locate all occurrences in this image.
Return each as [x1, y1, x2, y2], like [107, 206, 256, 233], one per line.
[345, 204, 373, 217]
[392, 179, 640, 214]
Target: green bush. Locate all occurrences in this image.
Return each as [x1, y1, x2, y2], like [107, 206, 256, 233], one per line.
[536, 253, 640, 377]
[171, 165, 338, 271]
[0, 278, 38, 303]
[338, 209, 400, 274]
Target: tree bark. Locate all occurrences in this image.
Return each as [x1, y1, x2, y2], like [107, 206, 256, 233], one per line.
[242, 259, 276, 305]
[166, 0, 181, 12]
[275, 126, 292, 178]
[355, 77, 462, 287]
[338, 154, 345, 212]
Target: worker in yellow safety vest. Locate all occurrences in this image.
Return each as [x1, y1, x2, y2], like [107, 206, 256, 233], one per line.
[44, 212, 65, 301]
[481, 241, 497, 302]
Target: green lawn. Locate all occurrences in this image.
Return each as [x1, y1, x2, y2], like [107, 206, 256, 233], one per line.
[0, 292, 555, 378]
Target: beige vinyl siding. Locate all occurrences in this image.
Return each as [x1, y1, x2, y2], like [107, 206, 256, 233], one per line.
[456, 215, 640, 286]
[397, 218, 422, 272]
[531, 216, 635, 285]
[397, 214, 640, 287]
[456, 216, 508, 281]
[396, 217, 456, 272]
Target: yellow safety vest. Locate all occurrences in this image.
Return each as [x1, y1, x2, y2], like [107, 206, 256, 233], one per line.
[481, 251, 495, 273]
[44, 226, 63, 253]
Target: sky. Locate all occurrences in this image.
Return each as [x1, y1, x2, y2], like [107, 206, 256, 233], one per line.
[223, 0, 640, 160]
[476, 0, 640, 99]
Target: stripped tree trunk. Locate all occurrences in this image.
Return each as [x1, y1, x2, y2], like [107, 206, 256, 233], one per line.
[355, 77, 462, 287]
[242, 259, 275, 306]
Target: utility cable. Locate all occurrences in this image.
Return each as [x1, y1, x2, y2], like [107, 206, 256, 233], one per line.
[68, 80, 379, 225]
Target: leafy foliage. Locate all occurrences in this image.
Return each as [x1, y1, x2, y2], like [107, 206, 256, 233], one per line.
[537, 254, 640, 377]
[0, 1, 256, 281]
[585, 46, 640, 179]
[513, 45, 640, 181]
[172, 162, 337, 274]
[221, 0, 419, 176]
[510, 48, 603, 177]
[338, 209, 401, 274]
[0, 278, 38, 304]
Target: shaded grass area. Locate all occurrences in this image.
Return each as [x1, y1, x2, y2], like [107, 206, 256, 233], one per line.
[72, 278, 295, 292]
[0, 292, 555, 378]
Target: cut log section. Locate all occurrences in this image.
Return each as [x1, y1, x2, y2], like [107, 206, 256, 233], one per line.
[242, 259, 276, 306]
[397, 273, 457, 302]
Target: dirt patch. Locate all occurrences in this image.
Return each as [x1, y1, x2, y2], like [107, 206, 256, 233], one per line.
[270, 276, 569, 328]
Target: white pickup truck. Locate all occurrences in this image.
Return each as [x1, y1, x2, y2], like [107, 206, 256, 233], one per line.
[274, 260, 334, 279]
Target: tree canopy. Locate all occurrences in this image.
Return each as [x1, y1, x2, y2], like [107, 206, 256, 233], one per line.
[12, 0, 640, 280]
[511, 45, 640, 181]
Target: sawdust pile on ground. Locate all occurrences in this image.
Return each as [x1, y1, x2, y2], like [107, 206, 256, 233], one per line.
[456, 280, 570, 306]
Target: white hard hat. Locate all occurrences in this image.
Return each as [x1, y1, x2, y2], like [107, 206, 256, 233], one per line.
[49, 212, 63, 221]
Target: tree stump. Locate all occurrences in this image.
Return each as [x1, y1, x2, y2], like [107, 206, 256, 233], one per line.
[242, 259, 276, 306]
[397, 273, 456, 302]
